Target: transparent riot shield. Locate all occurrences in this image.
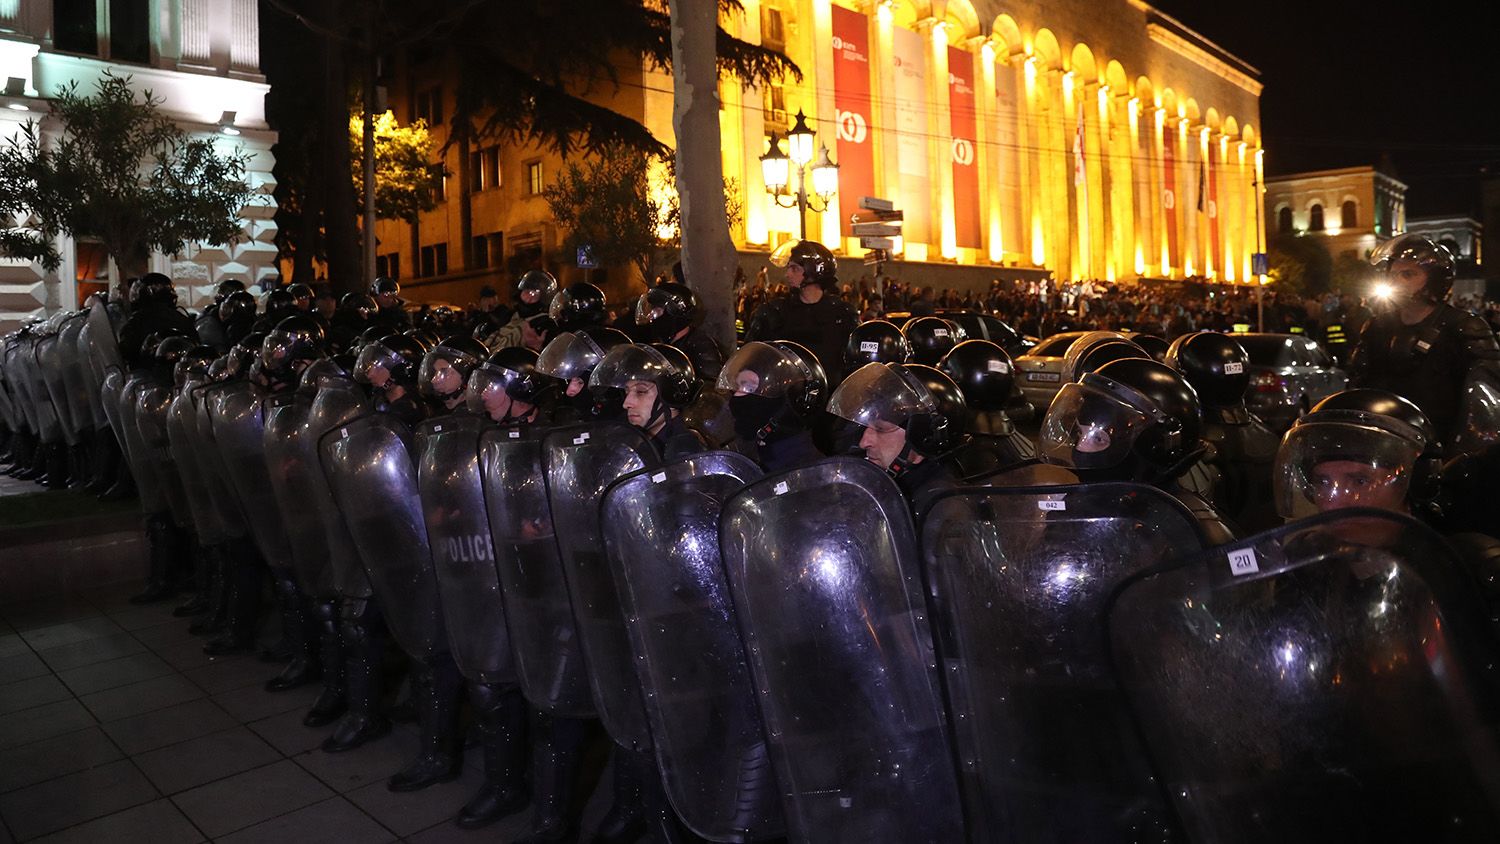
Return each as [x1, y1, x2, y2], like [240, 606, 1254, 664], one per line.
[118, 374, 164, 512]
[919, 483, 1206, 842]
[971, 458, 1079, 488]
[1451, 366, 1500, 457]
[24, 342, 62, 444]
[542, 422, 662, 750]
[303, 380, 373, 599]
[263, 393, 332, 594]
[57, 314, 94, 440]
[136, 381, 192, 529]
[320, 412, 446, 660]
[36, 332, 79, 446]
[4, 343, 36, 436]
[99, 367, 126, 450]
[1107, 508, 1500, 842]
[85, 299, 124, 376]
[209, 382, 294, 568]
[601, 451, 782, 842]
[167, 388, 225, 545]
[417, 414, 514, 685]
[719, 456, 965, 843]
[478, 425, 594, 717]
[75, 314, 111, 430]
[192, 384, 248, 540]
[946, 430, 1040, 483]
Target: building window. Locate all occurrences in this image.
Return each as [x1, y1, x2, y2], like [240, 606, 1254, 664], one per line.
[763, 83, 787, 129]
[428, 164, 447, 203]
[415, 88, 444, 126]
[469, 147, 500, 192]
[526, 160, 544, 196]
[1341, 200, 1357, 229]
[54, 0, 98, 54]
[420, 243, 449, 277]
[376, 253, 401, 280]
[1308, 204, 1325, 232]
[761, 5, 786, 52]
[1277, 207, 1293, 235]
[109, 0, 150, 63]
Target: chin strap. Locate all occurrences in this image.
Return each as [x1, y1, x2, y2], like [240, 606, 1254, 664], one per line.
[887, 441, 922, 478]
[645, 395, 669, 434]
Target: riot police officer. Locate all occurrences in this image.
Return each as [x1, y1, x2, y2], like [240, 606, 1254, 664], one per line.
[939, 339, 1038, 480]
[746, 240, 860, 383]
[589, 343, 707, 458]
[119, 273, 195, 370]
[843, 319, 911, 374]
[353, 333, 429, 425]
[719, 340, 828, 471]
[488, 270, 558, 349]
[1349, 234, 1500, 447]
[634, 281, 725, 382]
[417, 337, 491, 414]
[534, 328, 632, 422]
[368, 277, 412, 332]
[194, 279, 247, 351]
[903, 316, 960, 366]
[549, 282, 608, 333]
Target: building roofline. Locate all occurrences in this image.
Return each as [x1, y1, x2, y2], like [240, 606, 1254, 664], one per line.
[1265, 165, 1409, 190]
[1127, 0, 1261, 78]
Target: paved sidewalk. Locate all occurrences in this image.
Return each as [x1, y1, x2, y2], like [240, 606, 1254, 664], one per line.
[0, 582, 548, 843]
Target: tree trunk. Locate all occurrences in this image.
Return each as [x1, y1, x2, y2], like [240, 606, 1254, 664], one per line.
[668, 0, 737, 351]
[320, 0, 360, 295]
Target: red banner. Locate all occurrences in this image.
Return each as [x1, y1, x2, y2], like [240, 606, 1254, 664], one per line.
[1208, 138, 1221, 276]
[948, 47, 980, 249]
[831, 6, 874, 237]
[1163, 133, 1178, 269]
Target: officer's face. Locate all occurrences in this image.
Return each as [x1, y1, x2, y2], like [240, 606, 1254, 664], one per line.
[365, 364, 391, 389]
[784, 263, 806, 288]
[859, 421, 908, 470]
[566, 377, 587, 397]
[428, 359, 462, 397]
[733, 371, 761, 397]
[622, 380, 659, 428]
[521, 289, 543, 305]
[375, 292, 398, 308]
[480, 383, 512, 421]
[1386, 259, 1427, 302]
[1308, 460, 1408, 514]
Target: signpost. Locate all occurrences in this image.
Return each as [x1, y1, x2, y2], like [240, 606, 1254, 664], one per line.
[852, 197, 902, 292]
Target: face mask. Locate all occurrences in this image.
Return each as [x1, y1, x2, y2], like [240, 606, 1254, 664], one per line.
[730, 393, 783, 441]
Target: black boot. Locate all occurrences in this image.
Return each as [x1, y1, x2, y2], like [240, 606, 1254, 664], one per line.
[42, 441, 68, 488]
[190, 544, 230, 636]
[131, 511, 179, 604]
[67, 441, 89, 489]
[173, 542, 211, 617]
[322, 598, 390, 752]
[588, 746, 648, 844]
[203, 541, 261, 655]
[512, 715, 590, 844]
[387, 656, 464, 792]
[304, 598, 346, 727]
[455, 683, 529, 828]
[16, 435, 46, 480]
[264, 569, 320, 691]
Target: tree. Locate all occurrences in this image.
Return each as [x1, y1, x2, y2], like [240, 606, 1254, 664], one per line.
[0, 72, 255, 279]
[1267, 233, 1333, 299]
[1330, 249, 1375, 295]
[348, 111, 439, 223]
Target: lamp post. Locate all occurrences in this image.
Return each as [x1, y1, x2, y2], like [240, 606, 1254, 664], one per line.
[760, 109, 840, 241]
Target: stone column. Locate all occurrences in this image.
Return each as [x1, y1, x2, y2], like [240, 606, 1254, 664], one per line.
[180, 0, 212, 67]
[230, 0, 259, 73]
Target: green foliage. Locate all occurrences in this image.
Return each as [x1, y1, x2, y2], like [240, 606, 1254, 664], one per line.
[0, 72, 255, 275]
[1267, 233, 1333, 299]
[1330, 249, 1375, 295]
[349, 111, 439, 223]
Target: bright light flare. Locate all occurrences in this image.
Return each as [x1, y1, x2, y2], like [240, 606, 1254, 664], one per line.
[1372, 282, 1395, 300]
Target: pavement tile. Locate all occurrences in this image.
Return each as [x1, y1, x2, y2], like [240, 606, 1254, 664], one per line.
[345, 760, 485, 837]
[80, 674, 203, 722]
[0, 699, 96, 750]
[100, 698, 237, 756]
[36, 632, 146, 672]
[246, 707, 330, 757]
[171, 759, 332, 838]
[131, 619, 200, 650]
[149, 637, 218, 672]
[27, 798, 203, 844]
[0, 634, 27, 658]
[182, 655, 273, 696]
[105, 604, 183, 633]
[79, 582, 152, 613]
[0, 675, 71, 716]
[0, 650, 51, 683]
[0, 758, 158, 841]
[55, 651, 175, 696]
[406, 811, 534, 843]
[19, 616, 123, 652]
[0, 727, 123, 794]
[292, 727, 416, 793]
[216, 796, 394, 844]
[2, 598, 99, 633]
[134, 726, 281, 795]
[212, 681, 321, 724]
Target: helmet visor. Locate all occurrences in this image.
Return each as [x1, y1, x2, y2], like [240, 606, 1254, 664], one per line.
[548, 289, 576, 322]
[717, 341, 805, 397]
[1274, 421, 1420, 520]
[464, 362, 521, 416]
[260, 329, 302, 372]
[418, 346, 479, 400]
[588, 345, 673, 390]
[1039, 380, 1152, 471]
[826, 362, 931, 430]
[768, 240, 795, 268]
[353, 341, 403, 387]
[633, 292, 664, 326]
[537, 331, 606, 383]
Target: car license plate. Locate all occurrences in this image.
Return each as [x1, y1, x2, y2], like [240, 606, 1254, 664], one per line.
[1026, 372, 1060, 383]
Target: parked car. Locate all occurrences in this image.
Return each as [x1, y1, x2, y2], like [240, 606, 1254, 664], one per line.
[1229, 332, 1348, 431]
[1013, 331, 1090, 409]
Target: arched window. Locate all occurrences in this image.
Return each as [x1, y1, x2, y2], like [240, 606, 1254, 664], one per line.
[1341, 200, 1357, 229]
[1309, 204, 1325, 232]
[1277, 206, 1293, 234]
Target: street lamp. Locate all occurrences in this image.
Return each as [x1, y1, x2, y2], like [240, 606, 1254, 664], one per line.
[760, 109, 839, 240]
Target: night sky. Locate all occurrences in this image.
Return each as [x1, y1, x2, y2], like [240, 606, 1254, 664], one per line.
[1150, 0, 1500, 218]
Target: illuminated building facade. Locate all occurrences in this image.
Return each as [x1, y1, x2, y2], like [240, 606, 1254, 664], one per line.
[0, 1, 276, 331]
[1264, 165, 1406, 263]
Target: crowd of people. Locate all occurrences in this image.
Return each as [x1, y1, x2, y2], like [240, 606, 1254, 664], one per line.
[1, 232, 1499, 840]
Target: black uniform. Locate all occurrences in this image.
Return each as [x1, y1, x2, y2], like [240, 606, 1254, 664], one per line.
[669, 327, 725, 383]
[120, 306, 196, 369]
[746, 294, 859, 383]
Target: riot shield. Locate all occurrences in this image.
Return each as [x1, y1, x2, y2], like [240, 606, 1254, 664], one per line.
[417, 414, 514, 685]
[542, 422, 661, 750]
[302, 380, 373, 599]
[24, 341, 62, 444]
[99, 367, 126, 450]
[1107, 509, 1500, 842]
[192, 384, 248, 540]
[320, 412, 446, 660]
[719, 457, 965, 843]
[601, 451, 781, 841]
[1452, 366, 1500, 457]
[85, 299, 124, 376]
[57, 314, 94, 441]
[973, 458, 1079, 488]
[264, 393, 333, 594]
[167, 388, 226, 544]
[478, 425, 594, 717]
[919, 483, 1206, 842]
[118, 374, 164, 512]
[36, 333, 79, 445]
[209, 382, 294, 568]
[946, 430, 1040, 483]
[136, 381, 192, 529]
[75, 314, 111, 430]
